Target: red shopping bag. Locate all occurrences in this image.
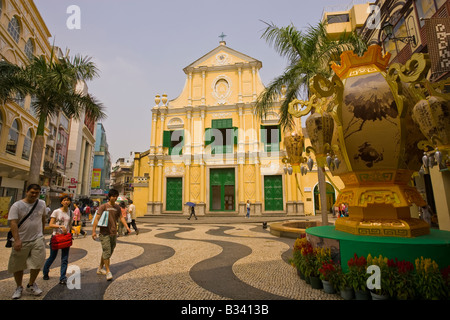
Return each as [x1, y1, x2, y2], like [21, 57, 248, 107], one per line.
[51, 233, 73, 250]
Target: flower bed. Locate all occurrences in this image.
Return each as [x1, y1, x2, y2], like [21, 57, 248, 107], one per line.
[290, 238, 450, 300]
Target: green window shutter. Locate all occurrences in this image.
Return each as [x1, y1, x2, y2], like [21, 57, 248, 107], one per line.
[211, 119, 220, 129]
[273, 125, 281, 152]
[163, 131, 171, 148]
[178, 130, 184, 147]
[169, 130, 184, 155]
[212, 118, 232, 129]
[260, 125, 267, 144]
[205, 128, 212, 146]
[232, 127, 238, 145]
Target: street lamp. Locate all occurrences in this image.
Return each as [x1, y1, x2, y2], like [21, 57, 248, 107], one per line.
[381, 20, 416, 46]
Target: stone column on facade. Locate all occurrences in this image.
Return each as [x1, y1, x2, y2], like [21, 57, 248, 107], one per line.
[154, 158, 163, 214]
[254, 159, 262, 215]
[238, 66, 243, 103]
[185, 107, 192, 156]
[77, 138, 86, 196]
[237, 105, 245, 215]
[252, 66, 257, 102]
[188, 73, 193, 106]
[201, 70, 206, 105]
[158, 108, 167, 155]
[184, 164, 190, 215]
[198, 161, 206, 216]
[199, 107, 206, 210]
[147, 157, 155, 214]
[150, 108, 159, 155]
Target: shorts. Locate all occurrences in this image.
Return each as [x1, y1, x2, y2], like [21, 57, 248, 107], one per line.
[8, 236, 46, 274]
[99, 234, 117, 260]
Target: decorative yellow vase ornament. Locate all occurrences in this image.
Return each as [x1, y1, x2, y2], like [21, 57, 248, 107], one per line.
[290, 45, 448, 237]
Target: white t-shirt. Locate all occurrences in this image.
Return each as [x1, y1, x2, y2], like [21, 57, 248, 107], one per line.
[50, 208, 72, 235]
[128, 204, 136, 220]
[8, 199, 46, 242]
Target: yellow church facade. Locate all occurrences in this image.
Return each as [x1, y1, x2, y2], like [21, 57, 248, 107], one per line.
[132, 41, 345, 217]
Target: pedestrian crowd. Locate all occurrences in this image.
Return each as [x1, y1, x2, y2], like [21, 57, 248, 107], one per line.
[5, 185, 139, 299]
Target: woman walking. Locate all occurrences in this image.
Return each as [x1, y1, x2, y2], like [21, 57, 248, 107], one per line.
[72, 202, 86, 237]
[118, 202, 128, 236]
[43, 195, 73, 285]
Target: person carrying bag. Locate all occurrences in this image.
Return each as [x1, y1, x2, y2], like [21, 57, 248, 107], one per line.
[43, 195, 74, 285]
[5, 200, 38, 248]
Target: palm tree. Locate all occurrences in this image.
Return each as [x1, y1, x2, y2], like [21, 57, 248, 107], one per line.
[0, 50, 106, 185]
[255, 21, 367, 130]
[255, 21, 367, 224]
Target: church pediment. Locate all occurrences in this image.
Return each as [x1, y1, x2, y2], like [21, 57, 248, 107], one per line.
[183, 43, 262, 74]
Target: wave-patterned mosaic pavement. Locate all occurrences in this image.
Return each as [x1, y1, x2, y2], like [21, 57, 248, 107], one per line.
[0, 222, 341, 300]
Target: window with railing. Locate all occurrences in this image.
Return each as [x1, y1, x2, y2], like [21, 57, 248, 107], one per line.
[205, 119, 238, 154]
[416, 0, 447, 27]
[25, 39, 34, 61]
[163, 130, 184, 156]
[22, 129, 32, 160]
[6, 120, 19, 155]
[327, 13, 349, 24]
[260, 125, 281, 152]
[7, 16, 20, 43]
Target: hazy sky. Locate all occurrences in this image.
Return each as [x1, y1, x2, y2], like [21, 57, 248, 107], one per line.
[34, 0, 364, 164]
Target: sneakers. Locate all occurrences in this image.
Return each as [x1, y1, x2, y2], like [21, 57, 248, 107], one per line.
[12, 283, 43, 299]
[12, 286, 23, 299]
[26, 283, 43, 296]
[97, 268, 107, 275]
[106, 272, 113, 281]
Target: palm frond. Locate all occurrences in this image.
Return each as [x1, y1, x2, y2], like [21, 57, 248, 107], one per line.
[0, 61, 32, 103]
[256, 20, 368, 130]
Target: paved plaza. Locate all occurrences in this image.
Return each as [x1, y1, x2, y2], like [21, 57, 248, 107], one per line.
[0, 215, 341, 301]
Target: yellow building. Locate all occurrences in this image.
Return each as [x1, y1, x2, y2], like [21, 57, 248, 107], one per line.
[323, 1, 370, 40]
[132, 41, 345, 217]
[0, 0, 52, 208]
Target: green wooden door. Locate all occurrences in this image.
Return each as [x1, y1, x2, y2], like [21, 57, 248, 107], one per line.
[166, 177, 182, 211]
[264, 175, 283, 211]
[210, 168, 235, 211]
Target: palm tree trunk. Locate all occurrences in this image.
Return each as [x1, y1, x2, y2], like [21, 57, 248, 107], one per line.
[29, 135, 45, 185]
[28, 113, 47, 185]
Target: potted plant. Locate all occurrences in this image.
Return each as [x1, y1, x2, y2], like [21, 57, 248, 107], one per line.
[291, 236, 308, 279]
[319, 259, 339, 294]
[414, 257, 447, 300]
[441, 266, 450, 299]
[367, 254, 392, 300]
[387, 258, 415, 300]
[307, 247, 330, 290]
[337, 270, 354, 300]
[301, 245, 322, 289]
[441, 265, 450, 299]
[347, 253, 370, 300]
